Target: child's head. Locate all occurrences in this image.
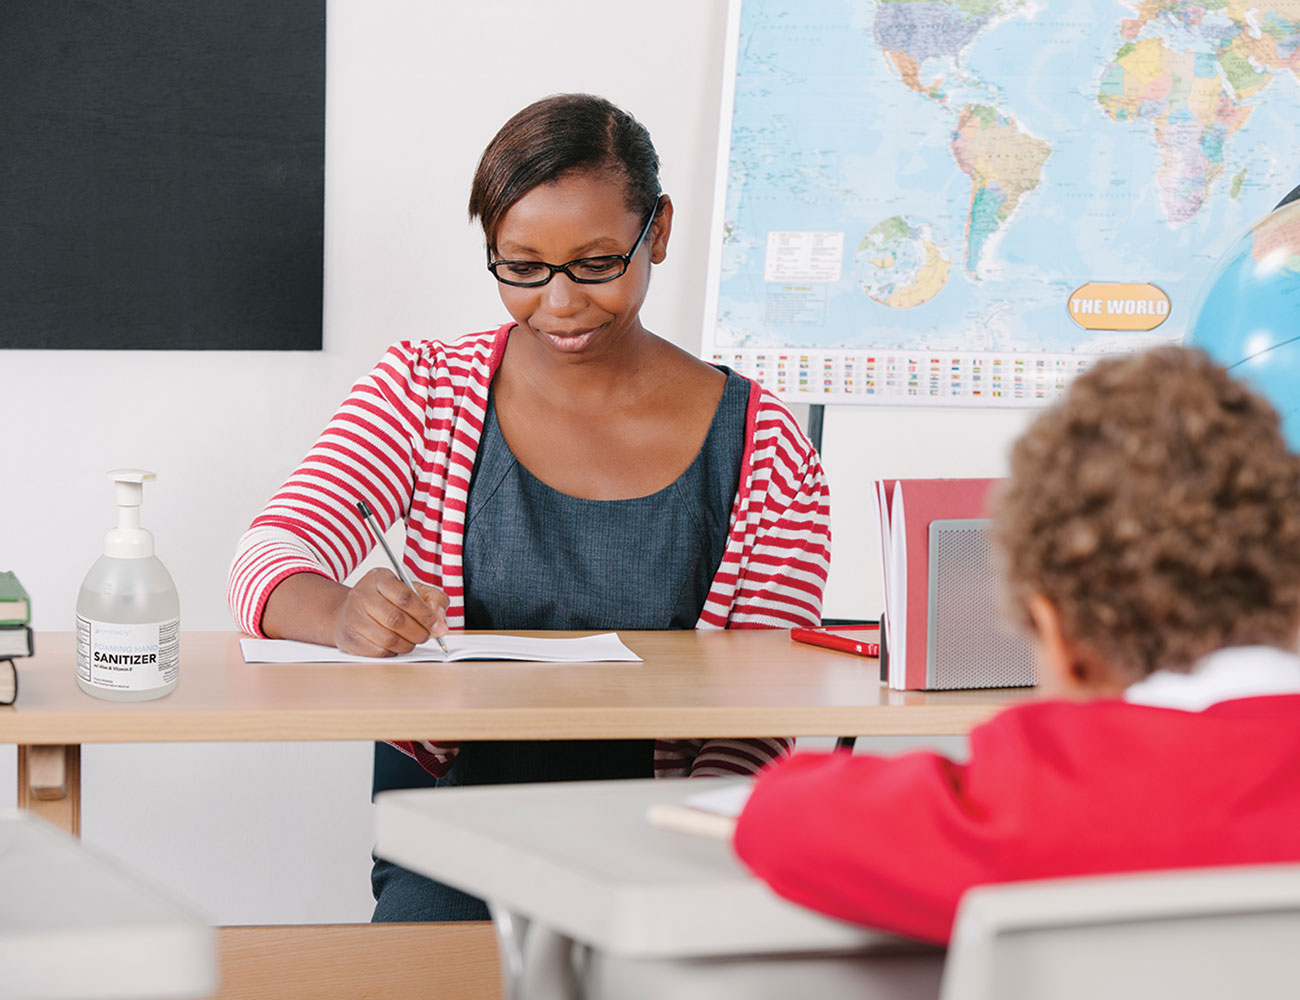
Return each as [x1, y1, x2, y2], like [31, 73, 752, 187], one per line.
[995, 346, 1300, 696]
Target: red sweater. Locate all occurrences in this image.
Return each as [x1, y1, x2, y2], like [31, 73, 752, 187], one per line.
[734, 694, 1300, 943]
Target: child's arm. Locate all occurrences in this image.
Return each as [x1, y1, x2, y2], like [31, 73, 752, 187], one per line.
[732, 749, 1000, 944]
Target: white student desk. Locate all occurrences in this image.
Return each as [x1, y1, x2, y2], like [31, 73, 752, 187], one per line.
[1, 809, 217, 999]
[2, 630, 1031, 1000]
[376, 778, 946, 1000]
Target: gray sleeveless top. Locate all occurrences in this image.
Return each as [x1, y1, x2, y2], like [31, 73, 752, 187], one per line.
[449, 367, 748, 788]
[462, 368, 749, 631]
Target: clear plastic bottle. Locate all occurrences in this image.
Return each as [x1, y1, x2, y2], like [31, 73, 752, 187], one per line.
[75, 470, 180, 701]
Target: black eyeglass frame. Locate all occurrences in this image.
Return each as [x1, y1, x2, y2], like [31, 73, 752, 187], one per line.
[486, 198, 664, 288]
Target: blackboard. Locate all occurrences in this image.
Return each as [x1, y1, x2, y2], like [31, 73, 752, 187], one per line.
[0, 1, 325, 350]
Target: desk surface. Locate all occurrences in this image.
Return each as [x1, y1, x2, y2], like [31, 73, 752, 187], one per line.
[376, 778, 928, 961]
[0, 810, 217, 999]
[0, 630, 1033, 744]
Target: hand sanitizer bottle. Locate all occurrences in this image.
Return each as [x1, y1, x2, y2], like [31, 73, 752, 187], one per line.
[76, 469, 180, 701]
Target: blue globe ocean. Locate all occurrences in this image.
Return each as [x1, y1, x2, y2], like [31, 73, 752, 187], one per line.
[1186, 199, 1300, 448]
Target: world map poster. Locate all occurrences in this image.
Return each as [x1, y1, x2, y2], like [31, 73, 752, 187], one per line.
[703, 0, 1300, 404]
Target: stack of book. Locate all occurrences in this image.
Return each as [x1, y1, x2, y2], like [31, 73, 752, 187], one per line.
[1, 570, 31, 704]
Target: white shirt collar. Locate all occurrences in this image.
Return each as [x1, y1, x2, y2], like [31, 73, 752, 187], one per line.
[1124, 645, 1300, 712]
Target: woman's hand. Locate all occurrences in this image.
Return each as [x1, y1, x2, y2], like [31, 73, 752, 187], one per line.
[260, 570, 448, 656]
[333, 568, 449, 656]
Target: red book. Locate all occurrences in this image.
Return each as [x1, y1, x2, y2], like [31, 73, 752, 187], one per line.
[872, 478, 1000, 689]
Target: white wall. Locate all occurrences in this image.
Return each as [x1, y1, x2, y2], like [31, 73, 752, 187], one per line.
[0, 0, 1034, 923]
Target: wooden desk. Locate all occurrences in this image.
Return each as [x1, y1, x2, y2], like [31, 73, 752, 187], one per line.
[1, 630, 1031, 999]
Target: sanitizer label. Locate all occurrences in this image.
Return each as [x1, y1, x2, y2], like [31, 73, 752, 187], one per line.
[76, 616, 180, 691]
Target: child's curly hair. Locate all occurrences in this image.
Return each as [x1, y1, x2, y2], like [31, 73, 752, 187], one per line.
[994, 346, 1300, 681]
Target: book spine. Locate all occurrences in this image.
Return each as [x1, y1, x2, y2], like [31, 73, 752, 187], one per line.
[0, 626, 33, 657]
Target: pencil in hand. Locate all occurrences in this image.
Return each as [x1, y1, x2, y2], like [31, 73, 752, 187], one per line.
[356, 500, 449, 654]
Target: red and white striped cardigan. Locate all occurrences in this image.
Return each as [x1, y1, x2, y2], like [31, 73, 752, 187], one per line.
[228, 324, 831, 777]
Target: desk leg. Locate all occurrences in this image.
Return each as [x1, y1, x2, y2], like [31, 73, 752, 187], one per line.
[490, 903, 580, 1000]
[17, 744, 81, 835]
[491, 905, 529, 1000]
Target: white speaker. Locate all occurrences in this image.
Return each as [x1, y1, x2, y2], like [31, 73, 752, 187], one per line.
[925, 518, 1037, 690]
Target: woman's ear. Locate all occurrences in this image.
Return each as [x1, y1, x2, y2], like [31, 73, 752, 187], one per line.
[649, 195, 673, 264]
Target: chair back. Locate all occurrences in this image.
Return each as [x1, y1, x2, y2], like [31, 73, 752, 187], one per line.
[940, 865, 1300, 1000]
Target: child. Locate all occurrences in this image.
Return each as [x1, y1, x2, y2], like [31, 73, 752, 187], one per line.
[733, 346, 1300, 944]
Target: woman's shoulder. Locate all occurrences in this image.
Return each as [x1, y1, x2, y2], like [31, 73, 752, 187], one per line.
[393, 323, 511, 367]
[372, 324, 513, 387]
[742, 380, 819, 462]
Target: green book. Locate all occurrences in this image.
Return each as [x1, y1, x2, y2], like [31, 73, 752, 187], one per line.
[0, 571, 30, 626]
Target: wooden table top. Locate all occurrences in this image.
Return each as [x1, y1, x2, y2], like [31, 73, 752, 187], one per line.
[0, 631, 1035, 744]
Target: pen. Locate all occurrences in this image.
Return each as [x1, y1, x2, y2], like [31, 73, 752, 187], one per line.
[356, 500, 448, 654]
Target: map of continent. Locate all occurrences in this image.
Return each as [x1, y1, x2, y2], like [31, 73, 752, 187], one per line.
[1098, 2, 1300, 226]
[711, 0, 1300, 364]
[950, 103, 1050, 277]
[854, 215, 952, 306]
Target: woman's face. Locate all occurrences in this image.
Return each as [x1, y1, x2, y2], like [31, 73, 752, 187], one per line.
[490, 170, 670, 359]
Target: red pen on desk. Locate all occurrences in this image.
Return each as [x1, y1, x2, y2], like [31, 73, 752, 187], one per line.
[790, 624, 880, 658]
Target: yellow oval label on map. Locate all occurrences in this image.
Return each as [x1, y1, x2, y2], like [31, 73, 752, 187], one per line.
[1068, 282, 1170, 331]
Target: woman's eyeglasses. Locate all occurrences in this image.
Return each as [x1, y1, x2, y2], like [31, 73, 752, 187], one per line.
[487, 200, 662, 288]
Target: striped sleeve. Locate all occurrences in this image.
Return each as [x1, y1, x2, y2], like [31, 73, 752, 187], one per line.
[727, 397, 831, 628]
[227, 332, 507, 780]
[697, 392, 831, 631]
[655, 389, 831, 779]
[227, 342, 432, 637]
[688, 737, 793, 777]
[386, 739, 461, 779]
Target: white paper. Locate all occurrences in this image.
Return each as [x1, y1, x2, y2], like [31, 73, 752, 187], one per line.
[682, 781, 753, 819]
[763, 230, 844, 282]
[645, 781, 753, 840]
[240, 632, 642, 665]
[872, 480, 892, 637]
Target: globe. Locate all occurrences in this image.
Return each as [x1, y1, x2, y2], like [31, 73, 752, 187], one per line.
[1185, 198, 1300, 449]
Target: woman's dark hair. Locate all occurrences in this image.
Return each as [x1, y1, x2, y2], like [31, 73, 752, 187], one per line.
[468, 93, 661, 250]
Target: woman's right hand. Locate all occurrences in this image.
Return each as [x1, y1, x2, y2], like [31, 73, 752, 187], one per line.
[333, 568, 450, 657]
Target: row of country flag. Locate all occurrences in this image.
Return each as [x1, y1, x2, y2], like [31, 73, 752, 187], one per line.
[711, 351, 1093, 402]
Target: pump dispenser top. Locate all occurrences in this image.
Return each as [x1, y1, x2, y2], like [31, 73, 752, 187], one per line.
[104, 468, 156, 559]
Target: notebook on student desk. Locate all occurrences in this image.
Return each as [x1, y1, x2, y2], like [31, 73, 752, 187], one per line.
[240, 632, 642, 665]
[646, 781, 753, 840]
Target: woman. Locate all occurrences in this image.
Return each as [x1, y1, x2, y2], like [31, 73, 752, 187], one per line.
[227, 93, 831, 920]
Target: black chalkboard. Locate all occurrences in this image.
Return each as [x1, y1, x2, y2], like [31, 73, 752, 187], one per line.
[0, 2, 324, 350]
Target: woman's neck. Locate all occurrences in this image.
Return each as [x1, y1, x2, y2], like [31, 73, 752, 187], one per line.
[502, 321, 666, 410]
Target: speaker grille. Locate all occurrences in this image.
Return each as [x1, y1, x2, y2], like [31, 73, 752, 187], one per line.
[926, 519, 1037, 690]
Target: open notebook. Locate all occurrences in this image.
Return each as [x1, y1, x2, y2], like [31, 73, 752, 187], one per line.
[646, 781, 753, 840]
[240, 632, 642, 665]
